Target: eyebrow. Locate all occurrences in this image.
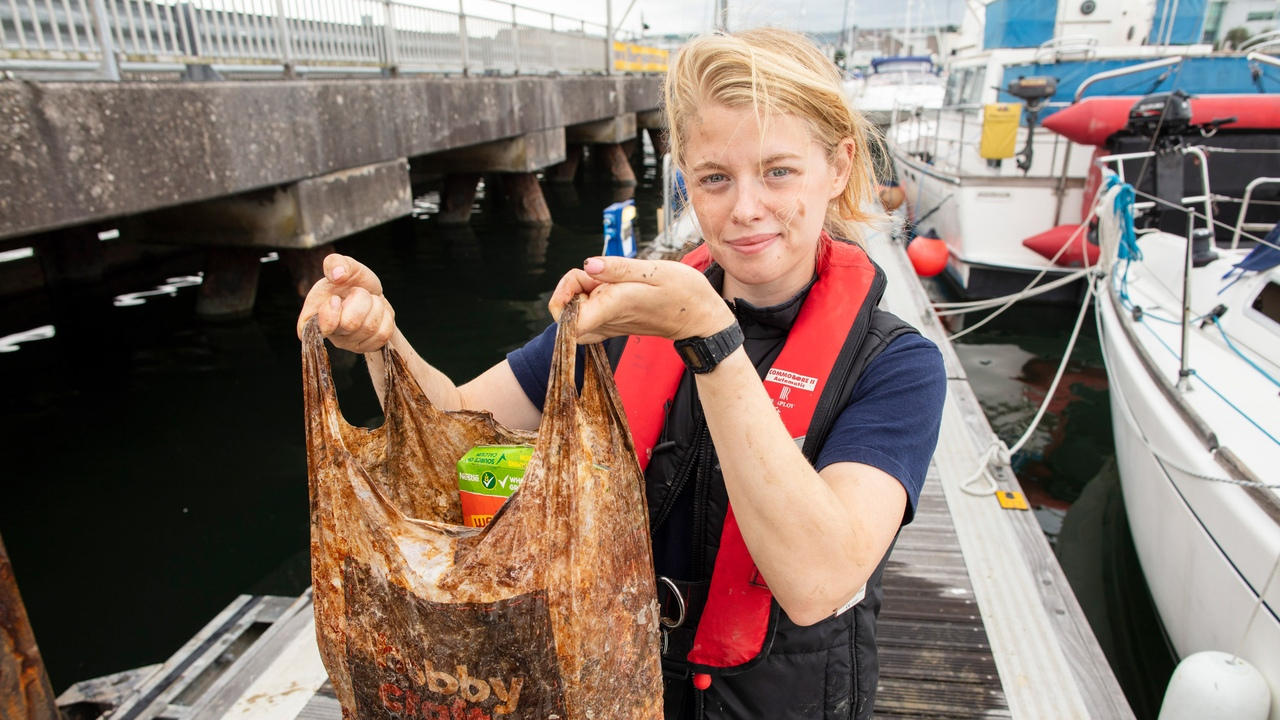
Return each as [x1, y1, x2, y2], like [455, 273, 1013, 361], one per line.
[690, 152, 804, 173]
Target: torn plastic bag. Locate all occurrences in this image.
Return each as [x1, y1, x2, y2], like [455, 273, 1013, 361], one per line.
[301, 299, 663, 720]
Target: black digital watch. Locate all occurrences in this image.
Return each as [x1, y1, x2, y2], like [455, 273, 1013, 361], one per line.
[673, 321, 745, 374]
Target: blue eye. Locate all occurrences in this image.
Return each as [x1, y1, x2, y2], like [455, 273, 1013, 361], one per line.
[701, 173, 728, 185]
[766, 167, 793, 178]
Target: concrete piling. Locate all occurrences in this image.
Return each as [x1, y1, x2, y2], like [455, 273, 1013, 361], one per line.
[646, 127, 669, 160]
[438, 174, 483, 226]
[599, 144, 638, 187]
[39, 226, 104, 284]
[281, 247, 329, 301]
[547, 145, 583, 184]
[500, 173, 553, 226]
[196, 248, 261, 320]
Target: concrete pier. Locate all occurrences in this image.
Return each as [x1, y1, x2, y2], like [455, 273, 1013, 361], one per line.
[1, 77, 660, 242]
[125, 160, 413, 250]
[0, 75, 662, 315]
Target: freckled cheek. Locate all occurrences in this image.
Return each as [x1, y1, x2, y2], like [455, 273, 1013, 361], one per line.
[692, 195, 733, 239]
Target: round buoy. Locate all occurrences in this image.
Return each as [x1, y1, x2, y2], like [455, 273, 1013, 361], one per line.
[906, 234, 949, 277]
[878, 184, 905, 211]
[1157, 652, 1271, 720]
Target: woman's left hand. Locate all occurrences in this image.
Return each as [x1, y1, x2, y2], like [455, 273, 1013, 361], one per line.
[549, 256, 736, 344]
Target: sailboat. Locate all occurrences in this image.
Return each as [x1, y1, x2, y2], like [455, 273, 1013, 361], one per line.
[1091, 90, 1280, 718]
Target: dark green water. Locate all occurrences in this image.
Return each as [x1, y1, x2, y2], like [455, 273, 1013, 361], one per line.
[0, 147, 1174, 716]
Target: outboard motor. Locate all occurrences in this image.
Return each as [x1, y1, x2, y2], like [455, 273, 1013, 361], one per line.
[1127, 90, 1195, 237]
[1126, 90, 1193, 141]
[1006, 76, 1059, 174]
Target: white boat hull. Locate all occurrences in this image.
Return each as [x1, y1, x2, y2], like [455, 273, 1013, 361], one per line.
[1099, 289, 1280, 719]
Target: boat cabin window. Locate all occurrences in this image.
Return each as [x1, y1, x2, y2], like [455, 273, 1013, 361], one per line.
[944, 67, 987, 107]
[1252, 279, 1280, 326]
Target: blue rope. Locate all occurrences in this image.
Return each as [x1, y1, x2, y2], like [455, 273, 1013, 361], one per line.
[1138, 316, 1280, 449]
[1212, 317, 1280, 390]
[1103, 171, 1140, 261]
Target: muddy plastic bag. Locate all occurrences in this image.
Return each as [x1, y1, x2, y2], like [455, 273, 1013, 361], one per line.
[301, 300, 663, 720]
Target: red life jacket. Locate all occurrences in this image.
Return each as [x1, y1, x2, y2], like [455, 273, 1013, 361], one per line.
[613, 236, 880, 680]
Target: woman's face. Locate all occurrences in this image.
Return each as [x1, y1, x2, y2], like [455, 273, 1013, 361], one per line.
[683, 102, 853, 306]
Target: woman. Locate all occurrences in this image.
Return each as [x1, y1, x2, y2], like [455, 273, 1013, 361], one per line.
[298, 28, 945, 720]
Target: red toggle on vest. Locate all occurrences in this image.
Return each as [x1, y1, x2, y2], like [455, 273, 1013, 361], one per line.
[613, 236, 879, 680]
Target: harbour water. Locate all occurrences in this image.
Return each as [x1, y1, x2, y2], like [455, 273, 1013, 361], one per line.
[0, 147, 1174, 716]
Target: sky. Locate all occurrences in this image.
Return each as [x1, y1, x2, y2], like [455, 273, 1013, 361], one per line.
[457, 0, 968, 38]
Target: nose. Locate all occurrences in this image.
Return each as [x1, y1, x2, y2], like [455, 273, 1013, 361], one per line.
[730, 178, 766, 225]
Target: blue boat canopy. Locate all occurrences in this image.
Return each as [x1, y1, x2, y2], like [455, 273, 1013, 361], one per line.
[983, 0, 1056, 49]
[1148, 0, 1208, 45]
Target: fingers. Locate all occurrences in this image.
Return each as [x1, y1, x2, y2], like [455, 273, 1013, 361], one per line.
[548, 255, 727, 343]
[322, 287, 395, 353]
[548, 269, 605, 321]
[323, 253, 383, 296]
[296, 254, 395, 353]
[581, 256, 668, 285]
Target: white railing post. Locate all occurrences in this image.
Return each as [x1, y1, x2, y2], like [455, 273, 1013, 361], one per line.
[274, 0, 293, 71]
[604, 0, 612, 74]
[90, 0, 121, 80]
[510, 2, 520, 74]
[549, 13, 557, 69]
[458, 0, 469, 75]
[382, 0, 398, 73]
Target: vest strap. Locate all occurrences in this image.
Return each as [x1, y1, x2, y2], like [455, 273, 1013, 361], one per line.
[614, 237, 881, 677]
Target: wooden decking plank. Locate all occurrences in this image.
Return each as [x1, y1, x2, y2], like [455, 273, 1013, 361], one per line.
[877, 647, 999, 685]
[874, 677, 1008, 717]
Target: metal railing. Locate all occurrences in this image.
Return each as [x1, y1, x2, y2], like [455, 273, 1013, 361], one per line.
[0, 0, 624, 78]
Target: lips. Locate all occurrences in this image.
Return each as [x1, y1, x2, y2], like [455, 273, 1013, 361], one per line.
[723, 233, 780, 255]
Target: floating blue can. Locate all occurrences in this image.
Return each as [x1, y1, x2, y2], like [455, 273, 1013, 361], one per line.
[602, 200, 638, 258]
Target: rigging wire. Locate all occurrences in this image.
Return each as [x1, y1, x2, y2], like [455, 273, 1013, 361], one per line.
[1093, 291, 1280, 488]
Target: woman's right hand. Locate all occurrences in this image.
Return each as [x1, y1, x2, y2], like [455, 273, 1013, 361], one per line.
[296, 254, 396, 354]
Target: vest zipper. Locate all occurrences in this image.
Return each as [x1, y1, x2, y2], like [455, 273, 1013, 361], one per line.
[651, 410, 707, 531]
[690, 423, 713, 580]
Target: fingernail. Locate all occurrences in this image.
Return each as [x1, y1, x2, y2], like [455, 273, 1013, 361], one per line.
[584, 257, 604, 274]
[331, 265, 346, 281]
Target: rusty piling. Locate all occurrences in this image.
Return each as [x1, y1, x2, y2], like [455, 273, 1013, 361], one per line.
[1, 532, 60, 720]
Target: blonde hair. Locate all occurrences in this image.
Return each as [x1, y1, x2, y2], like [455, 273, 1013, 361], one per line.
[662, 27, 887, 244]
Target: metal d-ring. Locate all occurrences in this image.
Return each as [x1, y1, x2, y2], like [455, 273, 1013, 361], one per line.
[658, 576, 686, 629]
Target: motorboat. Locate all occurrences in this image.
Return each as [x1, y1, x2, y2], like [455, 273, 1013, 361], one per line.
[1090, 91, 1280, 718]
[854, 56, 946, 127]
[889, 0, 1277, 300]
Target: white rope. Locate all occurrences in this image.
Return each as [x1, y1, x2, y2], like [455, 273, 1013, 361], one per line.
[945, 197, 1104, 342]
[960, 439, 1008, 496]
[934, 268, 1091, 316]
[958, 273, 1098, 496]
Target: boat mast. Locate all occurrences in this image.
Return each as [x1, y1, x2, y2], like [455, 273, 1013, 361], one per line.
[903, 0, 913, 55]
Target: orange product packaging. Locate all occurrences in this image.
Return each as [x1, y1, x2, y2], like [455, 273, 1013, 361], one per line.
[456, 444, 534, 527]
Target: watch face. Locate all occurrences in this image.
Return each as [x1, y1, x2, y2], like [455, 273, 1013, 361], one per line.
[677, 342, 709, 369]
